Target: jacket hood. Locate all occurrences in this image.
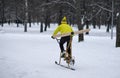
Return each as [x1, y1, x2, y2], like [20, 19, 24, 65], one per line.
[61, 16, 67, 24]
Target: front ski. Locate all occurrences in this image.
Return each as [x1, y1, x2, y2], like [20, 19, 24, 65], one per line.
[55, 61, 75, 70]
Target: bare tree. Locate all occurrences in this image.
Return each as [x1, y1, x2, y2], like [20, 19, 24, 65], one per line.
[0, 0, 2, 26]
[116, 12, 120, 47]
[24, 0, 28, 32]
[1, 0, 5, 27]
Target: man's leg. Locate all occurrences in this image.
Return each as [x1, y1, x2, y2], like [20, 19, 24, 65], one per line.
[60, 37, 66, 52]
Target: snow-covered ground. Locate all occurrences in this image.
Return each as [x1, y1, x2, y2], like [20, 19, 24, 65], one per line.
[0, 23, 120, 78]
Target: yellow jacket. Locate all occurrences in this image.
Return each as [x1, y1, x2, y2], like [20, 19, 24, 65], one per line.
[52, 16, 73, 36]
[53, 23, 73, 36]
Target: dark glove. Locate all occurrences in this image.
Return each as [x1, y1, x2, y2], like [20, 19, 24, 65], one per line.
[71, 32, 74, 35]
[51, 36, 55, 39]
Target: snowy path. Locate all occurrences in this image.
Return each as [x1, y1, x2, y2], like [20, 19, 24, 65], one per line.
[0, 25, 120, 78]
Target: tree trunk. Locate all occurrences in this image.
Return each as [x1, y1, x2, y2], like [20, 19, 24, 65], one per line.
[116, 13, 120, 47]
[92, 19, 96, 29]
[86, 20, 89, 34]
[1, 0, 5, 27]
[15, 0, 19, 27]
[28, 15, 31, 27]
[106, 21, 110, 32]
[58, 10, 63, 25]
[24, 0, 28, 32]
[44, 17, 48, 31]
[40, 22, 43, 33]
[77, 17, 84, 42]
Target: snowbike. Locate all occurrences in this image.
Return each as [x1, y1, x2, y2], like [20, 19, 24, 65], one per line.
[53, 29, 90, 70]
[55, 35, 75, 70]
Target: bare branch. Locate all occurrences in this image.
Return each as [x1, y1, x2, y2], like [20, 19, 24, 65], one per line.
[72, 0, 76, 3]
[89, 9, 102, 20]
[90, 3, 112, 12]
[40, 1, 76, 10]
[59, 1, 76, 10]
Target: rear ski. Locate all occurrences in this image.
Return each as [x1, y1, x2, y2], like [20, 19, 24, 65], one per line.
[55, 61, 75, 70]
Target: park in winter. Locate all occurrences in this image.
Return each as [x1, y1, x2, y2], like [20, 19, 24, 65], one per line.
[0, 0, 120, 78]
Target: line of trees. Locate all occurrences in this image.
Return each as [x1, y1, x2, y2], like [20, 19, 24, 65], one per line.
[0, 0, 120, 47]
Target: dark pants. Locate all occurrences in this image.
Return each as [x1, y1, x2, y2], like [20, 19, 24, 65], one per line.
[59, 36, 72, 55]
